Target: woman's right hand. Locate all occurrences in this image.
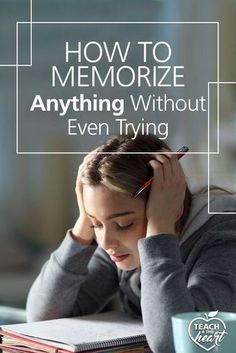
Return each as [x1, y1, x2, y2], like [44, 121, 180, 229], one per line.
[72, 153, 96, 245]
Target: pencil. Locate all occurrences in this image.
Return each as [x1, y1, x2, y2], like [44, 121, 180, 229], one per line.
[133, 146, 189, 198]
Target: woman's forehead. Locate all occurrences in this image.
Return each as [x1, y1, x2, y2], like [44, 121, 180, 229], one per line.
[83, 184, 144, 218]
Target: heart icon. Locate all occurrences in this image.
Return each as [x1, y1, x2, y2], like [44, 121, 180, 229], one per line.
[188, 312, 228, 352]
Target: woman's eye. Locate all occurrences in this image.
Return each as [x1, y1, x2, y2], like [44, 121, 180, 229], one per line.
[116, 223, 133, 230]
[90, 223, 133, 230]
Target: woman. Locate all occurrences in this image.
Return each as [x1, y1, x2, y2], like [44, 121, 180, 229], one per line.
[26, 134, 236, 353]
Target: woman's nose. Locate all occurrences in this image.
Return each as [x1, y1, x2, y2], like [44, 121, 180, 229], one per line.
[99, 230, 119, 251]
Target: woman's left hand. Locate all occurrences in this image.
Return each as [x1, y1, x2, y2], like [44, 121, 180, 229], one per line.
[146, 150, 186, 237]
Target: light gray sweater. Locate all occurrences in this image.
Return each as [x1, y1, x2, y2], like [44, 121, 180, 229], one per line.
[26, 195, 236, 353]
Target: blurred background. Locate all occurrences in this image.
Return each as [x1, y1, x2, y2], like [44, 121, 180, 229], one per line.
[0, 0, 236, 318]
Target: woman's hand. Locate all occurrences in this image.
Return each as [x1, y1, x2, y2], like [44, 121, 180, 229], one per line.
[72, 152, 97, 244]
[145, 150, 186, 237]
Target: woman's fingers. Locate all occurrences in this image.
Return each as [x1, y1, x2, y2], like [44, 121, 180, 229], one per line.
[148, 159, 164, 185]
[146, 149, 187, 235]
[149, 150, 181, 184]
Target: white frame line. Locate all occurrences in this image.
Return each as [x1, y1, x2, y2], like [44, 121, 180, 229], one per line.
[16, 22, 19, 153]
[208, 81, 236, 214]
[16, 21, 218, 155]
[17, 21, 219, 24]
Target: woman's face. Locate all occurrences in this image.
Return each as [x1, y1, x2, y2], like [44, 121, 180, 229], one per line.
[83, 184, 147, 271]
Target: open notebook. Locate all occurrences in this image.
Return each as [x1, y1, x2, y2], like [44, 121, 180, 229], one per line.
[0, 311, 150, 353]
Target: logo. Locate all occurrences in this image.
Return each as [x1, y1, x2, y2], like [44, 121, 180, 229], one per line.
[188, 311, 228, 351]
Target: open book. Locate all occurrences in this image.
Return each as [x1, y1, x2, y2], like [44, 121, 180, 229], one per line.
[0, 311, 150, 353]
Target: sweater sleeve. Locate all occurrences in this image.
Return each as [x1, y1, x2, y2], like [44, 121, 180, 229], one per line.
[138, 217, 236, 353]
[26, 231, 119, 322]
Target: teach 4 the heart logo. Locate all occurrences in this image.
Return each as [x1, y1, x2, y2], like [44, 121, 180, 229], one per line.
[188, 311, 228, 351]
